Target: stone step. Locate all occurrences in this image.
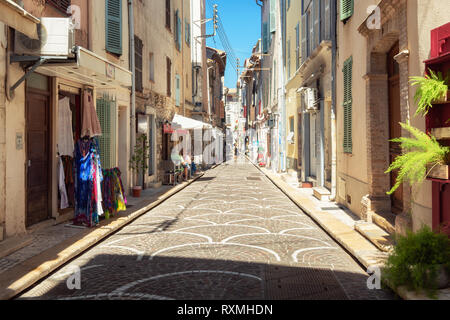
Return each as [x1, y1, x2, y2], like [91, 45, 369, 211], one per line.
[313, 187, 331, 201]
[354, 221, 394, 253]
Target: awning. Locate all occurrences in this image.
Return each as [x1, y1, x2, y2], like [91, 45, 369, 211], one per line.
[0, 0, 39, 39]
[36, 46, 132, 89]
[172, 114, 212, 130]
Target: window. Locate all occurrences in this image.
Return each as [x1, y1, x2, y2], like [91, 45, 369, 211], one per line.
[343, 56, 353, 153]
[46, 0, 71, 14]
[290, 117, 295, 133]
[149, 53, 154, 82]
[135, 36, 143, 92]
[106, 0, 123, 55]
[165, 0, 171, 30]
[166, 57, 172, 97]
[340, 0, 354, 22]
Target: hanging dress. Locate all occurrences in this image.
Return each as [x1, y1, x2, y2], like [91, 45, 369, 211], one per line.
[57, 97, 75, 157]
[73, 138, 103, 227]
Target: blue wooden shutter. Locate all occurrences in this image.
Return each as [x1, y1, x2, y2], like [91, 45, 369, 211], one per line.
[106, 0, 122, 55]
[340, 0, 354, 21]
[313, 0, 320, 47]
[295, 22, 300, 69]
[343, 56, 353, 153]
[323, 0, 331, 40]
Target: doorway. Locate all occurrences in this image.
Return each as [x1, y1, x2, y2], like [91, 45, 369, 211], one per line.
[387, 42, 403, 214]
[26, 85, 51, 227]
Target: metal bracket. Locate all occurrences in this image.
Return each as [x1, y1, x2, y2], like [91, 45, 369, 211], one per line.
[9, 57, 47, 98]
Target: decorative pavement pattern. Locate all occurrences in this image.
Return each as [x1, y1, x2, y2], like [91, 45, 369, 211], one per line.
[18, 159, 395, 300]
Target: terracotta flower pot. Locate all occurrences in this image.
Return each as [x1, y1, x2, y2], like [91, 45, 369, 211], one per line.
[302, 182, 313, 188]
[132, 186, 142, 198]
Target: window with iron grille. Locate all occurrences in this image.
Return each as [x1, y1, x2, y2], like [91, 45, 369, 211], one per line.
[135, 36, 143, 92]
[46, 0, 71, 14]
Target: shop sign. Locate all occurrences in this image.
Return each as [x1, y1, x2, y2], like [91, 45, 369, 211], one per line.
[164, 123, 174, 133]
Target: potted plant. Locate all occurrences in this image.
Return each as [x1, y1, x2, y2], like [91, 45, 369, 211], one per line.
[129, 134, 149, 198]
[410, 69, 449, 116]
[385, 122, 450, 195]
[383, 226, 450, 298]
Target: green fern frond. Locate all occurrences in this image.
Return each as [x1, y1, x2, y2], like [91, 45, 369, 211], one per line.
[385, 122, 449, 195]
[410, 69, 448, 117]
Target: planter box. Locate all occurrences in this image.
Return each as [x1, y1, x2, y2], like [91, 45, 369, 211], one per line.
[427, 163, 449, 180]
[431, 127, 450, 140]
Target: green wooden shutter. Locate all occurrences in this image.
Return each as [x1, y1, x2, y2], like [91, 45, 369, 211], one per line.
[106, 0, 122, 55]
[262, 22, 269, 53]
[287, 39, 291, 77]
[343, 56, 353, 153]
[270, 0, 276, 33]
[340, 0, 354, 21]
[97, 95, 117, 169]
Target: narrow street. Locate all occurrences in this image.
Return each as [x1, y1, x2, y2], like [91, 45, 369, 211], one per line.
[19, 159, 394, 300]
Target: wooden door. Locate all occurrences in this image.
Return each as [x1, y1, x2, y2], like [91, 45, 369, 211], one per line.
[388, 42, 403, 214]
[26, 91, 50, 227]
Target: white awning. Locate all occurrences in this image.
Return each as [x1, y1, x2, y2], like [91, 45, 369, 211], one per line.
[172, 114, 212, 130]
[0, 0, 39, 39]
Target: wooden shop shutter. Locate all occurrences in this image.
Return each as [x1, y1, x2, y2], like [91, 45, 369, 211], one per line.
[106, 0, 122, 55]
[343, 56, 353, 154]
[340, 0, 354, 21]
[96, 95, 117, 169]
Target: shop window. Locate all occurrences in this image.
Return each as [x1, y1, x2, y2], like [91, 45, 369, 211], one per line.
[97, 95, 117, 169]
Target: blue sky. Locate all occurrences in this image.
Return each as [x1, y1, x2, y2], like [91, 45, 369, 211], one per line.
[205, 0, 262, 89]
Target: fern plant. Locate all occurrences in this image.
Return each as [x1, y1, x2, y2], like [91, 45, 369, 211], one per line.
[410, 69, 449, 116]
[385, 122, 449, 195]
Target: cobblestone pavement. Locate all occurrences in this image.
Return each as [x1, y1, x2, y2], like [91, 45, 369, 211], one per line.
[18, 159, 395, 300]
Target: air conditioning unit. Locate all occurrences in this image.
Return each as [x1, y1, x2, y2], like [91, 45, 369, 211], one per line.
[15, 18, 74, 57]
[304, 88, 320, 112]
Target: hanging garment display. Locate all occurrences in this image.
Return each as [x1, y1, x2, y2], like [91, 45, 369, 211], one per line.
[81, 90, 102, 138]
[58, 156, 69, 210]
[73, 138, 103, 227]
[57, 97, 75, 156]
[101, 168, 127, 218]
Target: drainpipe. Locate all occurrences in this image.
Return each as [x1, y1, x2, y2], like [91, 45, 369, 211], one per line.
[128, 0, 136, 188]
[330, 0, 337, 201]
